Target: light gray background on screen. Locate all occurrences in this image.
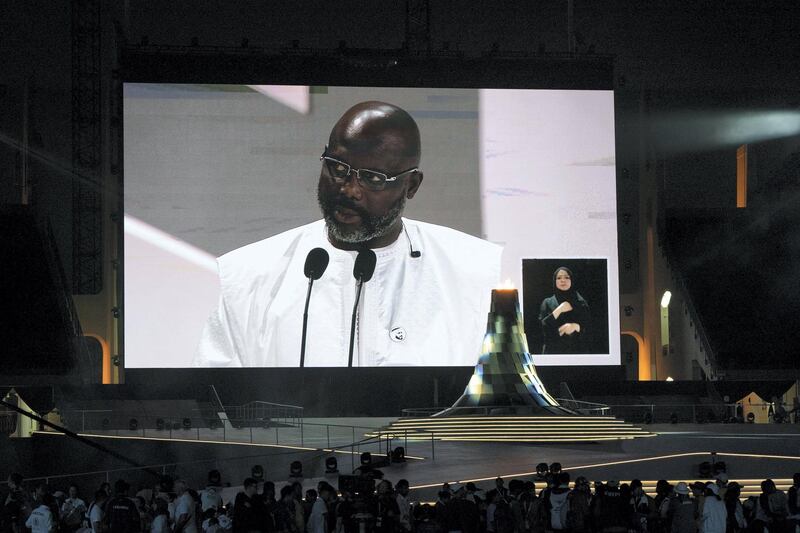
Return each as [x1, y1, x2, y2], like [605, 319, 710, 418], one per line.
[123, 84, 482, 256]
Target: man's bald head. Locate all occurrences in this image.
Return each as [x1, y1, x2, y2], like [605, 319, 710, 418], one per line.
[328, 101, 421, 165]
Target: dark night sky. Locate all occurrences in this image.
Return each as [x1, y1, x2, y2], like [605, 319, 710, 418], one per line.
[2, 1, 800, 370]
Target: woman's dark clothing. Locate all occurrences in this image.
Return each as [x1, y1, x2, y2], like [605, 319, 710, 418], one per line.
[539, 294, 590, 354]
[538, 266, 591, 354]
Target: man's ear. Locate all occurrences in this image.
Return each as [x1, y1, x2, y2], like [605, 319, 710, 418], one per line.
[406, 171, 423, 199]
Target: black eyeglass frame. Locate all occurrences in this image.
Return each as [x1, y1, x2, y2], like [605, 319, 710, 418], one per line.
[320, 146, 419, 191]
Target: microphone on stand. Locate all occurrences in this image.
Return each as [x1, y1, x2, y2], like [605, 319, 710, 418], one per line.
[348, 249, 377, 368]
[300, 248, 330, 367]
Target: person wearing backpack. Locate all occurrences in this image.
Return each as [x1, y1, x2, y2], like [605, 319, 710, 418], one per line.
[103, 480, 141, 533]
[544, 473, 571, 533]
[566, 477, 592, 533]
[61, 484, 88, 532]
[630, 479, 656, 533]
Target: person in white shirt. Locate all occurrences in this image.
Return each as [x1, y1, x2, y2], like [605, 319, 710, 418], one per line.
[395, 479, 412, 532]
[195, 101, 501, 368]
[702, 483, 728, 533]
[88, 490, 107, 533]
[307, 484, 332, 533]
[174, 480, 199, 533]
[200, 470, 224, 512]
[26, 494, 56, 533]
[60, 484, 87, 530]
[151, 498, 171, 533]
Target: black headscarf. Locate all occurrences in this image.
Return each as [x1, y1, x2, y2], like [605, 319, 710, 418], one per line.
[553, 266, 579, 304]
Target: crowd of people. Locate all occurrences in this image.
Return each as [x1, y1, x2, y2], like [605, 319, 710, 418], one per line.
[3, 467, 800, 533]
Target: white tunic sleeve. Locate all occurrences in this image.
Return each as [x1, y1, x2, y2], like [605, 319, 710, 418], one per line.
[194, 289, 243, 367]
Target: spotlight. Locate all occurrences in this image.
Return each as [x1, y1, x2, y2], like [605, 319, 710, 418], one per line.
[182, 418, 192, 430]
[128, 418, 138, 431]
[289, 461, 303, 478]
[325, 457, 339, 474]
[536, 463, 549, 478]
[391, 447, 406, 463]
[251, 465, 264, 481]
[360, 452, 372, 466]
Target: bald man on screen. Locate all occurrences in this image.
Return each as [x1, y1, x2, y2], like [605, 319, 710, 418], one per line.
[195, 101, 501, 367]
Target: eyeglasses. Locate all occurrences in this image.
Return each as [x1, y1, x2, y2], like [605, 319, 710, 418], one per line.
[320, 146, 418, 192]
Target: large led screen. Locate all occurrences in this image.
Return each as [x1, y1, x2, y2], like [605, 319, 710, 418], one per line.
[124, 84, 620, 367]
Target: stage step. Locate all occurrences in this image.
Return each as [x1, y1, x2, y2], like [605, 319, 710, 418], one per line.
[366, 416, 655, 442]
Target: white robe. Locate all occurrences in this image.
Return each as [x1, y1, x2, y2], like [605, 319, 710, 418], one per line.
[194, 218, 502, 367]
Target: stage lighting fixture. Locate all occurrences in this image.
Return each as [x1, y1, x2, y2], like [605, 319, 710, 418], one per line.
[360, 452, 372, 466]
[660, 291, 672, 308]
[290, 461, 303, 477]
[128, 418, 138, 431]
[666, 376, 674, 382]
[535, 463, 549, 478]
[325, 457, 339, 474]
[746, 412, 755, 423]
[391, 447, 406, 463]
[182, 418, 192, 430]
[252, 465, 264, 481]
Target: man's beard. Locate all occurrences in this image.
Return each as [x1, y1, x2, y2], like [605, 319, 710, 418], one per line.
[318, 187, 406, 245]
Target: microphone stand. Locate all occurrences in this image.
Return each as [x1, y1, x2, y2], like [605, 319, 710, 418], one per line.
[347, 277, 365, 368]
[300, 277, 315, 368]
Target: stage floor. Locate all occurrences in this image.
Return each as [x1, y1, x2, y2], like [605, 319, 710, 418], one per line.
[51, 418, 800, 501]
[303, 419, 800, 500]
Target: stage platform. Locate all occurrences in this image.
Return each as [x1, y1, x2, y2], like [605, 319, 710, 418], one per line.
[31, 418, 800, 502]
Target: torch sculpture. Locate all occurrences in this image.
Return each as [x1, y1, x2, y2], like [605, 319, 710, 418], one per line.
[435, 287, 572, 416]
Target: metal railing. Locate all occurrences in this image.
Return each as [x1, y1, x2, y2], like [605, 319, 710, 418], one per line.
[228, 401, 303, 428]
[43, 410, 440, 461]
[16, 427, 431, 491]
[554, 398, 611, 415]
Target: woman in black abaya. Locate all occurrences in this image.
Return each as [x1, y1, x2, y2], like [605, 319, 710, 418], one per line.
[538, 266, 591, 354]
